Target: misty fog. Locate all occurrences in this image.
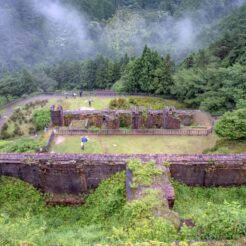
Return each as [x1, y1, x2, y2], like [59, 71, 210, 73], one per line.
[0, 0, 246, 72]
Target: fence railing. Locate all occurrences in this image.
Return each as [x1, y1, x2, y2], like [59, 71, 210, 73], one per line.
[54, 127, 213, 136]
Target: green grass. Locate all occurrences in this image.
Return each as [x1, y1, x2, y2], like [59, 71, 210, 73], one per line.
[205, 139, 246, 154]
[48, 97, 116, 110]
[47, 96, 187, 111]
[128, 96, 187, 110]
[0, 140, 8, 147]
[51, 135, 217, 154]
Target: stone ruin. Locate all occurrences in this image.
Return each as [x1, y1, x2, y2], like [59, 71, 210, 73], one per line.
[50, 105, 202, 130]
[0, 152, 245, 231]
[0, 153, 245, 208]
[50, 105, 64, 126]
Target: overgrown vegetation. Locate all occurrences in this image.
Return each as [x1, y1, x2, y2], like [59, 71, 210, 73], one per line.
[109, 96, 186, 110]
[0, 172, 125, 245]
[109, 98, 130, 109]
[0, 173, 245, 245]
[128, 159, 163, 188]
[0, 137, 45, 153]
[0, 100, 48, 140]
[173, 181, 246, 241]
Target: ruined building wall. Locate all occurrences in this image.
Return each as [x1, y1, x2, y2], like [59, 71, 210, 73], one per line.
[51, 106, 200, 129]
[50, 106, 64, 126]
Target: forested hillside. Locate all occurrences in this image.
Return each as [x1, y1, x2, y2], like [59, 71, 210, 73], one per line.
[0, 0, 245, 72]
[68, 0, 246, 20]
[0, 0, 246, 115]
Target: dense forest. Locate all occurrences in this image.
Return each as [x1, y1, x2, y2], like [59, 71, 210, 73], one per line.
[0, 0, 245, 71]
[0, 0, 246, 115]
[68, 0, 246, 20]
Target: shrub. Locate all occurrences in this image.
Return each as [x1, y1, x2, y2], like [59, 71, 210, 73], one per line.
[129, 98, 137, 105]
[13, 125, 23, 136]
[28, 126, 36, 135]
[109, 98, 118, 109]
[0, 130, 11, 140]
[119, 114, 131, 128]
[128, 97, 169, 110]
[0, 123, 12, 140]
[192, 202, 246, 240]
[109, 98, 130, 109]
[32, 109, 51, 131]
[0, 137, 45, 153]
[215, 108, 246, 140]
[1, 123, 8, 132]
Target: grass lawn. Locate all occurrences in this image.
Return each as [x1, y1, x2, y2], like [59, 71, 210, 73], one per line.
[216, 140, 246, 154]
[47, 97, 113, 110]
[47, 96, 187, 111]
[50, 135, 217, 154]
[222, 140, 246, 154]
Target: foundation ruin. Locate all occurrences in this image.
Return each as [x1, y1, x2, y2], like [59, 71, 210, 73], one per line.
[50, 106, 207, 130]
[0, 153, 245, 209]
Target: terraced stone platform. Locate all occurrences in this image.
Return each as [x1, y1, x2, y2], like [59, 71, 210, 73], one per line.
[0, 153, 245, 192]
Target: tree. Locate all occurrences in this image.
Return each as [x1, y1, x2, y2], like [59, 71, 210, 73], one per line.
[95, 55, 110, 89]
[122, 59, 142, 93]
[34, 71, 58, 93]
[18, 70, 37, 96]
[215, 108, 246, 140]
[183, 55, 194, 69]
[32, 109, 51, 131]
[80, 60, 97, 90]
[156, 54, 175, 95]
[138, 45, 161, 93]
[0, 75, 19, 102]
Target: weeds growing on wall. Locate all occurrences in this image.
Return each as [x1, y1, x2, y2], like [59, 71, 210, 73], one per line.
[128, 159, 163, 188]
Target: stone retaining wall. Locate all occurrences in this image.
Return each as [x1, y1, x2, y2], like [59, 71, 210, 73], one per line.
[0, 154, 126, 194]
[0, 154, 245, 195]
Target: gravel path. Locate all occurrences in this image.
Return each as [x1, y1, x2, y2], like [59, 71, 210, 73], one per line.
[0, 95, 65, 130]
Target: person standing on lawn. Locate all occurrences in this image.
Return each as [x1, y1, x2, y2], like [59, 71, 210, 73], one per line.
[81, 136, 89, 150]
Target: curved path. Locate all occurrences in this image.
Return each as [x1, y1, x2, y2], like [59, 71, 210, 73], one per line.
[0, 95, 65, 130]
